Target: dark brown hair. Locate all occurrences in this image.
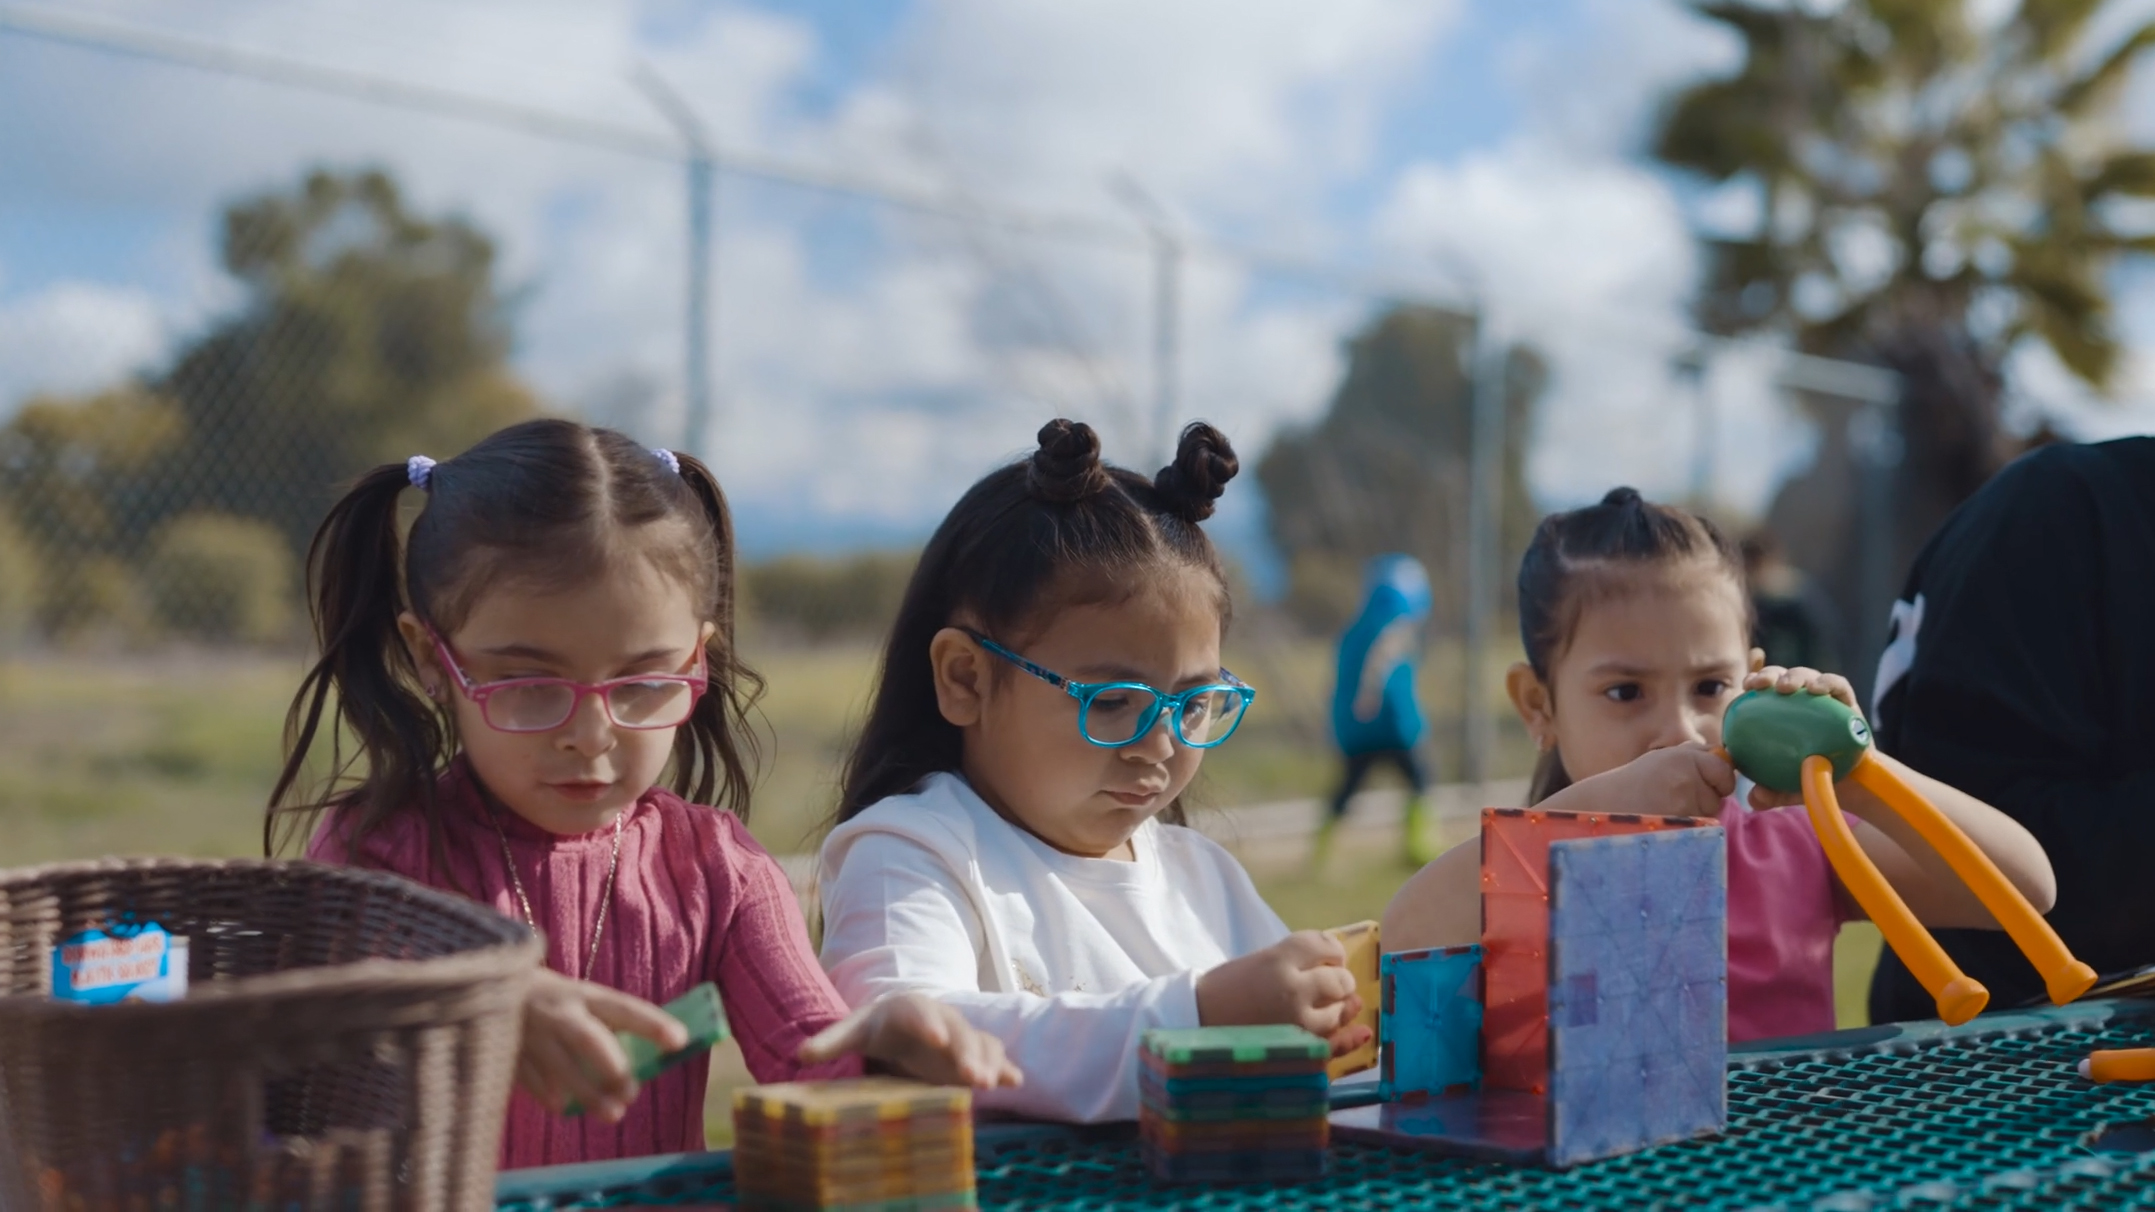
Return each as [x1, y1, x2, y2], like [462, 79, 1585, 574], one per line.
[834, 418, 1239, 825]
[265, 418, 762, 862]
[1517, 486, 1745, 803]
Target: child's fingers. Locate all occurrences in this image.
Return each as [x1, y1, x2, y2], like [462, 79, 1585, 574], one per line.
[1693, 746, 1737, 801]
[799, 1003, 872, 1063]
[1776, 666, 1822, 694]
[952, 1024, 1014, 1089]
[1749, 784, 1801, 811]
[531, 1028, 624, 1121]
[1305, 966, 1357, 1007]
[1283, 929, 1347, 968]
[515, 1054, 564, 1114]
[1326, 1022, 1375, 1056]
[1818, 673, 1859, 711]
[1748, 648, 1766, 674]
[894, 993, 955, 1050]
[583, 984, 690, 1053]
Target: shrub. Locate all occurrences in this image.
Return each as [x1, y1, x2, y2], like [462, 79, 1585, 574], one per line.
[0, 508, 39, 649]
[143, 513, 297, 646]
[742, 551, 917, 644]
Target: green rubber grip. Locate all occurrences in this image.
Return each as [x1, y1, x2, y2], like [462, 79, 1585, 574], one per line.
[1721, 689, 1872, 793]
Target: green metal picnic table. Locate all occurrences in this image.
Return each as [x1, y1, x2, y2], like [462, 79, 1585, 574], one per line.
[495, 998, 2155, 1211]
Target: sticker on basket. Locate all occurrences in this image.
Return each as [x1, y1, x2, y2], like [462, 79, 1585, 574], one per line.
[51, 921, 189, 1004]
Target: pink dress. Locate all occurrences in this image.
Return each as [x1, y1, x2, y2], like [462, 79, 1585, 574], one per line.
[307, 760, 861, 1169]
[1720, 796, 1852, 1041]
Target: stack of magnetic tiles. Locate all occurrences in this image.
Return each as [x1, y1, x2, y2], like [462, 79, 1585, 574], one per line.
[732, 1077, 975, 1212]
[1138, 1025, 1331, 1184]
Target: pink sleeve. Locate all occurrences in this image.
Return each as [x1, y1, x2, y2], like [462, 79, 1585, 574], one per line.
[302, 805, 440, 889]
[713, 816, 863, 1084]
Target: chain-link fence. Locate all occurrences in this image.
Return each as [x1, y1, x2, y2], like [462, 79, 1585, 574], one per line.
[0, 6, 1919, 874]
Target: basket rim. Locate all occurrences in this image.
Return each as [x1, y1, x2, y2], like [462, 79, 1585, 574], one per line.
[0, 943, 542, 1017]
[0, 855, 543, 1011]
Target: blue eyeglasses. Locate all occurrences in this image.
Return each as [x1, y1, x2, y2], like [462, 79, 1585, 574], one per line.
[967, 630, 1256, 749]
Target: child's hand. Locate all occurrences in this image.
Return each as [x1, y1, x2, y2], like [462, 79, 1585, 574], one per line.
[518, 969, 689, 1123]
[1559, 742, 1734, 819]
[799, 991, 1023, 1090]
[1195, 930, 1370, 1055]
[1742, 660, 1862, 809]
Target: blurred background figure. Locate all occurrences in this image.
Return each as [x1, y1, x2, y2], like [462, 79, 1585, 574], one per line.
[1742, 530, 1839, 674]
[1318, 554, 1435, 867]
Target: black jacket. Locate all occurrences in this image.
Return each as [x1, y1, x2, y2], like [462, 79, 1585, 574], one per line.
[1870, 437, 2155, 1022]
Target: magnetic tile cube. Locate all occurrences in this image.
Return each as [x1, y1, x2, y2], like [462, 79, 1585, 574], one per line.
[1479, 807, 1714, 1093]
[1327, 920, 1381, 1079]
[732, 1078, 976, 1211]
[1138, 1026, 1330, 1185]
[1378, 944, 1482, 1102]
[1545, 829, 1727, 1167]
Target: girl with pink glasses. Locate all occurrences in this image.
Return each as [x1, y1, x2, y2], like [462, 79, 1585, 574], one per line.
[268, 418, 1018, 1169]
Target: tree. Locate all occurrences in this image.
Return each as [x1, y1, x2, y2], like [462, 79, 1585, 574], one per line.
[1258, 306, 1544, 634]
[1655, 1, 2155, 675]
[0, 168, 540, 641]
[162, 167, 539, 556]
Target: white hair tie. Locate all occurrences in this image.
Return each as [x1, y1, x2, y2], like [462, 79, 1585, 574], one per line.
[652, 448, 680, 475]
[406, 455, 436, 490]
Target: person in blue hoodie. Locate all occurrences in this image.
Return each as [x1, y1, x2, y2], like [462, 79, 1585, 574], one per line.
[1319, 554, 1436, 866]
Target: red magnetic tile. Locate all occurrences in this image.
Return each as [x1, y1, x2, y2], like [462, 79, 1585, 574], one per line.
[1477, 808, 1713, 1093]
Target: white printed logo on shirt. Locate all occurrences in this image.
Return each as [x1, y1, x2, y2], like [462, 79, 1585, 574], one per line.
[1872, 593, 1925, 729]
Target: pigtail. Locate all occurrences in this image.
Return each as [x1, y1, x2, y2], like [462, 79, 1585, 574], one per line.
[670, 451, 765, 817]
[266, 462, 448, 858]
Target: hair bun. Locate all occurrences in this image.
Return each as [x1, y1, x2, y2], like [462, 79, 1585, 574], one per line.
[1028, 419, 1111, 504]
[1154, 421, 1239, 523]
[1601, 486, 1644, 509]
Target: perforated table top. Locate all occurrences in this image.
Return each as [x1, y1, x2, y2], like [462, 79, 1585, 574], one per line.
[496, 999, 2155, 1211]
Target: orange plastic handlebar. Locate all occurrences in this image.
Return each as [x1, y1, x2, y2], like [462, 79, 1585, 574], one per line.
[1799, 755, 1989, 1026]
[2086, 1049, 2155, 1083]
[1846, 754, 2095, 1007]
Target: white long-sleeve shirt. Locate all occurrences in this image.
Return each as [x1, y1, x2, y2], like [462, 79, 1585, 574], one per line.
[817, 771, 1289, 1123]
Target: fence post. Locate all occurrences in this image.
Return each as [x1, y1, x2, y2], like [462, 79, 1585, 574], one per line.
[1461, 316, 1506, 797]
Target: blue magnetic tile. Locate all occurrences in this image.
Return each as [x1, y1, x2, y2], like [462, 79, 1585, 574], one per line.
[1546, 828, 1728, 1167]
[1379, 944, 1483, 1101]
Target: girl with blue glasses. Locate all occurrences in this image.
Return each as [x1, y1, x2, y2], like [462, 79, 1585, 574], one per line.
[817, 419, 1369, 1124]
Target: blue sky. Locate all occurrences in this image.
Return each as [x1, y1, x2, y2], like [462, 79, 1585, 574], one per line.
[1, 0, 2151, 572]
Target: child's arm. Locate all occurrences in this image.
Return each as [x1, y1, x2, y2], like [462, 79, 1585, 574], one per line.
[798, 990, 1021, 1089]
[821, 830, 1358, 1123]
[1744, 667, 2059, 928]
[1381, 839, 1481, 952]
[709, 817, 1018, 1089]
[1382, 744, 1737, 951]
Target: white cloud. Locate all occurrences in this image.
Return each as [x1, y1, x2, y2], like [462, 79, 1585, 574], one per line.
[0, 278, 166, 414]
[1499, 0, 1739, 157]
[2, 0, 1470, 540]
[1374, 141, 1716, 504]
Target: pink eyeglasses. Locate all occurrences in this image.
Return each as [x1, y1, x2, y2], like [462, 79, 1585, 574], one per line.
[425, 626, 708, 733]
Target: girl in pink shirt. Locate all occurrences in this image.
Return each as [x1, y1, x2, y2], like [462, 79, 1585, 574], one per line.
[270, 419, 1018, 1169]
[1383, 487, 2056, 1041]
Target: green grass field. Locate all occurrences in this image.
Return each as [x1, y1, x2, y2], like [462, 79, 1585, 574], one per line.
[0, 637, 1530, 865]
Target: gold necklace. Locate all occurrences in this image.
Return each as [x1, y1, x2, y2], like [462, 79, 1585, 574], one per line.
[488, 806, 623, 982]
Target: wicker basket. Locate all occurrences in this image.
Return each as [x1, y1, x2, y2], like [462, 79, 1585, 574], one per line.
[0, 858, 542, 1212]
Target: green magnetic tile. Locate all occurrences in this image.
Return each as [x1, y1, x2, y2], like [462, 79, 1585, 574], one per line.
[1140, 1025, 1331, 1065]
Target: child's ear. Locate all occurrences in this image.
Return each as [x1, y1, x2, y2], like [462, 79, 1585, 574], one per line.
[1505, 661, 1555, 751]
[928, 627, 987, 728]
[397, 611, 447, 702]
